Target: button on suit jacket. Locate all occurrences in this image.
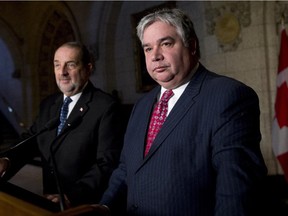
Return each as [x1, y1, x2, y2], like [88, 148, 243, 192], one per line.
[100, 64, 267, 216]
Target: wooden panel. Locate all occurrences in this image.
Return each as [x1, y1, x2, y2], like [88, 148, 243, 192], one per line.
[0, 191, 52, 216]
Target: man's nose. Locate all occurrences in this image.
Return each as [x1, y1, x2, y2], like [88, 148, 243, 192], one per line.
[151, 47, 164, 61]
[60, 65, 69, 75]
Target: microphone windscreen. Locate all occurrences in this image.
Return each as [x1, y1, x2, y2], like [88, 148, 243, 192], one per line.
[44, 118, 60, 130]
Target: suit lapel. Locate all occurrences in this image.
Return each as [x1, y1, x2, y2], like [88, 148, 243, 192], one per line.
[130, 87, 160, 168]
[59, 82, 92, 134]
[139, 65, 208, 168]
[60, 95, 88, 134]
[50, 82, 93, 154]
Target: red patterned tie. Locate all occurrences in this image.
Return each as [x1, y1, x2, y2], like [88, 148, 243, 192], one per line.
[145, 89, 174, 156]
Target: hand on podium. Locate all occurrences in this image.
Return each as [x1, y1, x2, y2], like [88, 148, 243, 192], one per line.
[0, 157, 10, 177]
[44, 194, 71, 208]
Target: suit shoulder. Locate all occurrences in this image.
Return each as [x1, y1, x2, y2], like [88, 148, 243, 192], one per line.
[90, 87, 119, 106]
[205, 71, 257, 96]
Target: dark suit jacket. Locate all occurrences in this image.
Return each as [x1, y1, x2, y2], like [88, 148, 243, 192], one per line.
[5, 81, 124, 206]
[100, 64, 267, 216]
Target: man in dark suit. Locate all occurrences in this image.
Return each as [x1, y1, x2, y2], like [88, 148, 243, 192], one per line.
[0, 42, 124, 208]
[98, 8, 267, 215]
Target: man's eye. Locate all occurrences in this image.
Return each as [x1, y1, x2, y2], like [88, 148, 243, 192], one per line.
[162, 42, 172, 47]
[144, 47, 152, 53]
[66, 63, 76, 69]
[54, 64, 60, 68]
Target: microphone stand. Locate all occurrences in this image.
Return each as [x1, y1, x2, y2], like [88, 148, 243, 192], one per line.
[50, 139, 66, 212]
[0, 118, 59, 155]
[49, 116, 82, 212]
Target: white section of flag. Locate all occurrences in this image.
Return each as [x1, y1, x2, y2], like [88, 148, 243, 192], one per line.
[272, 119, 288, 155]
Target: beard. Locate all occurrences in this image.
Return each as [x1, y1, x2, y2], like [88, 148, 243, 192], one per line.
[57, 80, 78, 95]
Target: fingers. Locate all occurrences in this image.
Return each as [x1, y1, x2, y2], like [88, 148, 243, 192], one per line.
[0, 158, 10, 177]
[44, 194, 60, 203]
[44, 194, 71, 208]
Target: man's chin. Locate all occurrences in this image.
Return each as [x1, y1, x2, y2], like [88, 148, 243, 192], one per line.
[59, 86, 75, 95]
[156, 78, 176, 88]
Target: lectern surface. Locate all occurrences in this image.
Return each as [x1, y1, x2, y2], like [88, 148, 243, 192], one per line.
[0, 181, 60, 213]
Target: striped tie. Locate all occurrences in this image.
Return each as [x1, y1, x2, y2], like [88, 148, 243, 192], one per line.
[57, 97, 72, 135]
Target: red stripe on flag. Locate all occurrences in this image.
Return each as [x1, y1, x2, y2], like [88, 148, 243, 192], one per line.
[277, 152, 288, 182]
[278, 29, 288, 73]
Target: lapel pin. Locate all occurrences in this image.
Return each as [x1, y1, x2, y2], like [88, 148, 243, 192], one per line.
[80, 107, 83, 112]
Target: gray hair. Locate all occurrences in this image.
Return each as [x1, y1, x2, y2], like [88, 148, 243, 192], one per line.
[136, 8, 200, 58]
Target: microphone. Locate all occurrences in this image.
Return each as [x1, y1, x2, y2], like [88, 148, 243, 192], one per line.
[49, 116, 82, 211]
[1, 117, 59, 154]
[40, 117, 60, 132]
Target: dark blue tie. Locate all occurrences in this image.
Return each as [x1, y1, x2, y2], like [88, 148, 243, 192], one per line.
[57, 97, 72, 135]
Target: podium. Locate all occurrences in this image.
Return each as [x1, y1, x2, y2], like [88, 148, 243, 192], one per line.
[0, 191, 52, 215]
[0, 182, 108, 215]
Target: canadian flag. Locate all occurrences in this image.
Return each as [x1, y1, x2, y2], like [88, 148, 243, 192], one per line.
[272, 27, 288, 181]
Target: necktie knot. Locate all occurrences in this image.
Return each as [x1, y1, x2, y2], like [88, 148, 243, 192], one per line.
[64, 96, 72, 105]
[160, 89, 174, 103]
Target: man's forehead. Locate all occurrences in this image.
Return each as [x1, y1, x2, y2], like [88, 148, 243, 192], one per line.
[143, 23, 178, 43]
[144, 22, 177, 35]
[54, 47, 80, 59]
